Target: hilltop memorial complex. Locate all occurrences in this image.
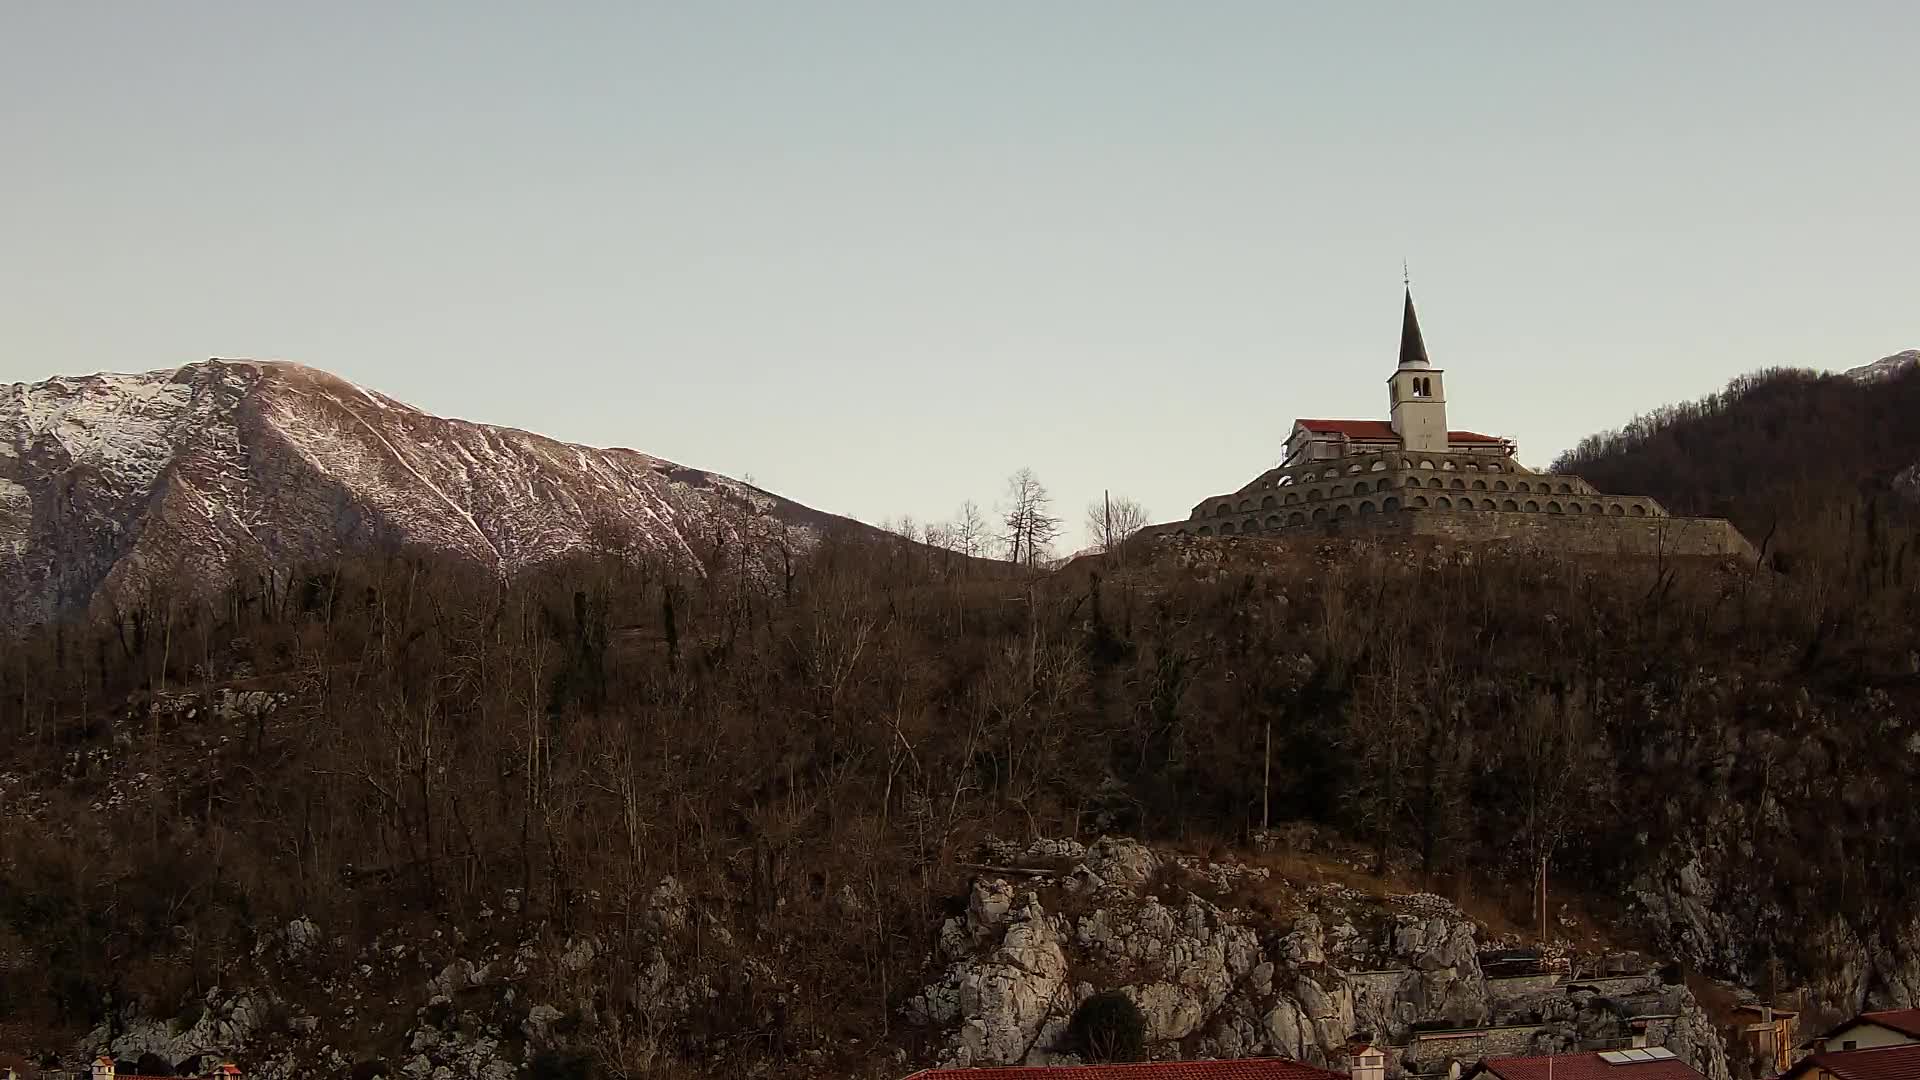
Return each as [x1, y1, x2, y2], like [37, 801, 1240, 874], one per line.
[1156, 288, 1754, 558]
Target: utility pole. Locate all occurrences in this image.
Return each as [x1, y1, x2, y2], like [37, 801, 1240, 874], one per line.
[1262, 720, 1272, 830]
[1538, 854, 1549, 943]
[1104, 490, 1112, 554]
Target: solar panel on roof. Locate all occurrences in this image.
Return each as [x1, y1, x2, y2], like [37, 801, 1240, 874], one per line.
[1599, 1052, 1633, 1064]
[1644, 1049, 1677, 1061]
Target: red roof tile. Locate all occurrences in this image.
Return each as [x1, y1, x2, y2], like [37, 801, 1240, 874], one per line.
[1292, 419, 1506, 444]
[902, 1059, 1348, 1080]
[1477, 1052, 1706, 1080]
[1863, 1012, 1920, 1039]
[1793, 1043, 1920, 1080]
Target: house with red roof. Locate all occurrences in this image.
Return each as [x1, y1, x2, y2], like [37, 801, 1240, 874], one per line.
[1464, 1048, 1707, 1080]
[1783, 1040, 1920, 1080]
[899, 1058, 1350, 1080]
[1809, 1011, 1920, 1054]
[89, 1058, 241, 1080]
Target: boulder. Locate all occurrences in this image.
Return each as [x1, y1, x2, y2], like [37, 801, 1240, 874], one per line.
[1085, 836, 1161, 889]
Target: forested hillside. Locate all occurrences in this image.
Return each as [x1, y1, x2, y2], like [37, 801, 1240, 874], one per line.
[1552, 360, 1920, 558]
[7, 360, 1920, 1077]
[5, 490, 1920, 1075]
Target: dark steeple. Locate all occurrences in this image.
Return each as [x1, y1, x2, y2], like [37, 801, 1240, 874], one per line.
[1398, 287, 1431, 368]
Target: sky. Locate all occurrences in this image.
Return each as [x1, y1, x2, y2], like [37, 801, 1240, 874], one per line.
[3, 2, 1916, 550]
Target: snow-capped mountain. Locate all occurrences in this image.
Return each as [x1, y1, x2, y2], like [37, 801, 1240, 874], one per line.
[1845, 349, 1920, 382]
[0, 360, 854, 627]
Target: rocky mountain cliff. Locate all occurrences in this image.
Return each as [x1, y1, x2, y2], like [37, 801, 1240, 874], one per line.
[60, 832, 1732, 1080]
[1844, 350, 1920, 383]
[0, 360, 851, 628]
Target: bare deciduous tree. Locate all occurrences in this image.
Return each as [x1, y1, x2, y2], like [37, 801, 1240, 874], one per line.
[1084, 494, 1150, 558]
[999, 468, 1061, 568]
[952, 500, 989, 560]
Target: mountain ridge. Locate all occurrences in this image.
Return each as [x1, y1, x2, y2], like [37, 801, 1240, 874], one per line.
[0, 358, 855, 628]
[1844, 348, 1920, 382]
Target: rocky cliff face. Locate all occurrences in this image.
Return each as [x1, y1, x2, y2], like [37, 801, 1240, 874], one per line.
[0, 361, 851, 627]
[903, 837, 1729, 1080]
[57, 835, 1736, 1080]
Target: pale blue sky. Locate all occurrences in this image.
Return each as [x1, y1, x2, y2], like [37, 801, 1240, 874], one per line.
[4, 2, 1915, 547]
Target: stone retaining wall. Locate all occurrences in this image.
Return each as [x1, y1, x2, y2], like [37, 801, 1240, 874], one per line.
[1164, 508, 1755, 560]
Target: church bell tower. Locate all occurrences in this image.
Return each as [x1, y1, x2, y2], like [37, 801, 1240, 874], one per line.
[1387, 287, 1448, 453]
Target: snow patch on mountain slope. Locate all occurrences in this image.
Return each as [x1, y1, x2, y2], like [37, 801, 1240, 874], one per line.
[0, 359, 857, 625]
[1845, 350, 1920, 382]
[5, 370, 200, 488]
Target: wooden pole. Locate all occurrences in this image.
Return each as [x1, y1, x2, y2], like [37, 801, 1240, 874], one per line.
[1538, 853, 1549, 942]
[1262, 720, 1272, 830]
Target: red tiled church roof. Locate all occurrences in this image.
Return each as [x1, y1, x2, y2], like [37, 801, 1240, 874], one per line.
[902, 1060, 1348, 1080]
[1475, 1053, 1706, 1080]
[1790, 1043, 1920, 1080]
[1292, 419, 1506, 444]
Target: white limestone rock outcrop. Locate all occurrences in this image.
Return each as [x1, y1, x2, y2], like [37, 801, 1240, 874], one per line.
[906, 835, 1735, 1080]
[907, 882, 1072, 1067]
